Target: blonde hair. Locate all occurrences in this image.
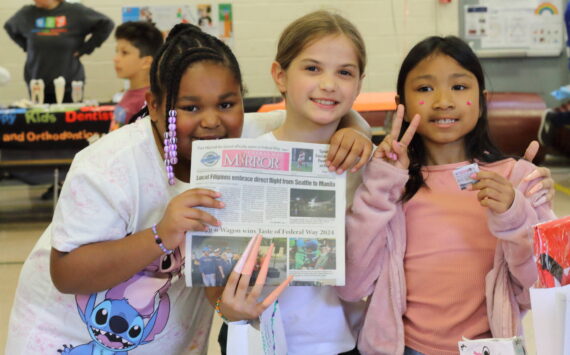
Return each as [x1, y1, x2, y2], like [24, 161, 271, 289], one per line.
[275, 10, 366, 75]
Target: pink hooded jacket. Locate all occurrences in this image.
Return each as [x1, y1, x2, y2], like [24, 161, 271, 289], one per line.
[337, 158, 555, 355]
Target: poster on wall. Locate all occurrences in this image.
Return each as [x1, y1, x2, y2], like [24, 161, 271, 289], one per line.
[463, 0, 563, 56]
[122, 4, 234, 46]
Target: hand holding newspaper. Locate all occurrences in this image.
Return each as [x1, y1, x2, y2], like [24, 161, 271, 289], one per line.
[185, 138, 347, 288]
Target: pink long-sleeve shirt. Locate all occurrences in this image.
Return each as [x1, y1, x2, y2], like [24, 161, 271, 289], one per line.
[337, 158, 555, 355]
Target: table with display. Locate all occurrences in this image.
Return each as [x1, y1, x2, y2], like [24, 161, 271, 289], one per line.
[0, 104, 114, 205]
[1, 104, 113, 149]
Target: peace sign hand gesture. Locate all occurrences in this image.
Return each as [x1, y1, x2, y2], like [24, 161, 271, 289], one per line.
[373, 104, 421, 170]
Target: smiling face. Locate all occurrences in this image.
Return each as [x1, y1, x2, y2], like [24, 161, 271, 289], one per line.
[272, 34, 362, 132]
[113, 39, 151, 80]
[148, 61, 244, 181]
[403, 52, 481, 161]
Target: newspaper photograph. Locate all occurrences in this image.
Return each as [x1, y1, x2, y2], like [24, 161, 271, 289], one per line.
[184, 138, 346, 287]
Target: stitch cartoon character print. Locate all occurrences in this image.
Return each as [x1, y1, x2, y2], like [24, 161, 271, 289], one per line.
[57, 250, 182, 354]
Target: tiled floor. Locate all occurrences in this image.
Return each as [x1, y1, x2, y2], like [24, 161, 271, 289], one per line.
[1, 154, 570, 354]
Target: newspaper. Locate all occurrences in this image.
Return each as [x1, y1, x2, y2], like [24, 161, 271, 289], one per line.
[184, 138, 346, 287]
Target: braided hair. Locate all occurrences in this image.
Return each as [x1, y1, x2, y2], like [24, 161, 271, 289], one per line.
[134, 23, 243, 121]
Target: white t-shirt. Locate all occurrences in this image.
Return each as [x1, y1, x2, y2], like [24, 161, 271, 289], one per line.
[253, 132, 364, 355]
[6, 113, 284, 354]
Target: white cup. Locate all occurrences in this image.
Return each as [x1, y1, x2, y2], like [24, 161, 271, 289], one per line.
[53, 76, 66, 104]
[71, 80, 83, 103]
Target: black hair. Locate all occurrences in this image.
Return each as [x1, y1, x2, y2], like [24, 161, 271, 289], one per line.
[396, 36, 506, 202]
[115, 21, 164, 58]
[134, 23, 243, 122]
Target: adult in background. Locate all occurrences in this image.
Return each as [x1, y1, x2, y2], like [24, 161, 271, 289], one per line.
[4, 0, 114, 103]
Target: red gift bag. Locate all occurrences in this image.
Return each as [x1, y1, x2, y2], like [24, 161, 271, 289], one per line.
[533, 216, 570, 288]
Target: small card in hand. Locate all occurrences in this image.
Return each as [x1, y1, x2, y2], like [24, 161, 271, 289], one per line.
[453, 163, 479, 190]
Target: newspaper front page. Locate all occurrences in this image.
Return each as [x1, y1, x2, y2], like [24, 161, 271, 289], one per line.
[184, 138, 346, 287]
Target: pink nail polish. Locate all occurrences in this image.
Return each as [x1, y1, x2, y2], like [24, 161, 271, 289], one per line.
[255, 244, 274, 286]
[233, 234, 260, 273]
[242, 234, 263, 275]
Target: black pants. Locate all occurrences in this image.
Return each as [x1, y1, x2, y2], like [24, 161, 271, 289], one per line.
[218, 323, 228, 355]
[217, 323, 361, 354]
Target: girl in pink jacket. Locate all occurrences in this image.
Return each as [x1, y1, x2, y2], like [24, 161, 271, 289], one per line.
[338, 36, 556, 355]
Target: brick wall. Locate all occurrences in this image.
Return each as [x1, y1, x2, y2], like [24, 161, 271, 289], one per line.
[0, 0, 458, 105]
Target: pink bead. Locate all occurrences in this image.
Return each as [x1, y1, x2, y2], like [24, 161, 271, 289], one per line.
[163, 111, 178, 186]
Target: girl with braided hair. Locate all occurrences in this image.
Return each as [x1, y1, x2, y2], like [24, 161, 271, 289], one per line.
[6, 23, 371, 354]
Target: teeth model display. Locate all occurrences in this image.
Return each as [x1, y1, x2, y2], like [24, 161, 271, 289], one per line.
[53, 76, 66, 105]
[30, 78, 45, 105]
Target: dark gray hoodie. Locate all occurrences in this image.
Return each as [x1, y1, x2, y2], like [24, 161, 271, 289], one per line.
[4, 1, 114, 96]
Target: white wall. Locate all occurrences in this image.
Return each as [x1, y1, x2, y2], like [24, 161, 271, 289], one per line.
[0, 0, 459, 105]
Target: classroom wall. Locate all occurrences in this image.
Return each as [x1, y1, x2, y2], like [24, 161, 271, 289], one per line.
[457, 0, 570, 108]
[0, 0, 459, 106]
[481, 56, 570, 108]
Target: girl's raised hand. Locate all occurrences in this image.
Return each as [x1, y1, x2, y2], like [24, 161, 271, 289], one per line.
[373, 104, 420, 170]
[326, 128, 373, 174]
[470, 171, 515, 214]
[218, 234, 293, 321]
[155, 188, 224, 250]
[522, 140, 555, 207]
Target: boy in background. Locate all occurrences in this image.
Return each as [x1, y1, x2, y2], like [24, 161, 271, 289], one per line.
[110, 21, 163, 130]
